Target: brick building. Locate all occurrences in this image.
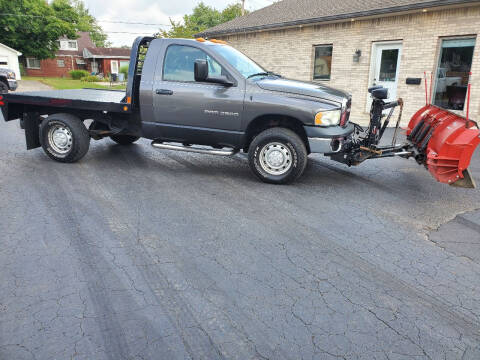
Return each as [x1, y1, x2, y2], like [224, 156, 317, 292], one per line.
[25, 32, 130, 78]
[198, 0, 480, 125]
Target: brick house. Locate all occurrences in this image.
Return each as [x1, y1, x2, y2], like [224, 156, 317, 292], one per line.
[25, 32, 130, 78]
[198, 0, 480, 125]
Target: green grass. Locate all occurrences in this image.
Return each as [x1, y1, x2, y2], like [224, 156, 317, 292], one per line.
[22, 76, 126, 91]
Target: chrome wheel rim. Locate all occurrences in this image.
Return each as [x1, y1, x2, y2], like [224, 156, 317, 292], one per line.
[48, 125, 73, 154]
[259, 142, 292, 175]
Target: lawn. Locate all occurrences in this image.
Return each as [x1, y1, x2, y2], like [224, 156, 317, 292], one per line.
[22, 76, 126, 91]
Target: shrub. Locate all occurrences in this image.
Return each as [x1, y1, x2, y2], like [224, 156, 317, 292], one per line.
[119, 65, 129, 80]
[80, 75, 99, 82]
[19, 63, 26, 77]
[70, 70, 89, 80]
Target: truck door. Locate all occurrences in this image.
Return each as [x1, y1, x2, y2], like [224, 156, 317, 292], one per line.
[152, 44, 244, 146]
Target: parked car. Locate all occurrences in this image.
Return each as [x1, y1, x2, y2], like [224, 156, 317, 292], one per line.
[0, 68, 17, 93]
[435, 68, 462, 93]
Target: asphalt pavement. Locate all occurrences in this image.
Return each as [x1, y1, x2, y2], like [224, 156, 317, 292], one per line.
[1, 116, 480, 360]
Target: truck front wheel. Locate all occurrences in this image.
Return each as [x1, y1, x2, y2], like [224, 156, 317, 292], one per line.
[248, 127, 307, 184]
[40, 114, 90, 163]
[0, 81, 8, 93]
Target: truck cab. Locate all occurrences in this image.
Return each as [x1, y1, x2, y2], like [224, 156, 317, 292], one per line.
[138, 38, 353, 156]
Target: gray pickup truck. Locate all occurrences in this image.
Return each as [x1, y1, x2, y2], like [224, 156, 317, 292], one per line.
[0, 68, 18, 92]
[1, 37, 353, 184]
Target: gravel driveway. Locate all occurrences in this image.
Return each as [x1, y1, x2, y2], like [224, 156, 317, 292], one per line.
[15, 79, 53, 92]
[0, 117, 479, 359]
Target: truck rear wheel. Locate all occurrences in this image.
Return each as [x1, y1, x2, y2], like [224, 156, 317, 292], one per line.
[110, 135, 140, 145]
[248, 127, 307, 184]
[40, 114, 90, 163]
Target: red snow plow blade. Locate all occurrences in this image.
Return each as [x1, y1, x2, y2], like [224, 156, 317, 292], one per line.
[406, 105, 480, 188]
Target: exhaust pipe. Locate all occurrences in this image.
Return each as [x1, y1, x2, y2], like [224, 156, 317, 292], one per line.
[152, 141, 239, 156]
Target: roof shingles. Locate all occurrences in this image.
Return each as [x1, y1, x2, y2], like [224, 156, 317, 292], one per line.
[198, 0, 477, 36]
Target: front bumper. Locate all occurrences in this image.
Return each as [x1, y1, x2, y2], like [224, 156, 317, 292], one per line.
[7, 80, 17, 91]
[305, 123, 354, 153]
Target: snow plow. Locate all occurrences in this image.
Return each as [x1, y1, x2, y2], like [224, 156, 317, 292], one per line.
[329, 74, 480, 188]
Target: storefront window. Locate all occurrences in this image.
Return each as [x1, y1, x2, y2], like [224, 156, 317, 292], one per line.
[313, 45, 333, 80]
[433, 38, 476, 110]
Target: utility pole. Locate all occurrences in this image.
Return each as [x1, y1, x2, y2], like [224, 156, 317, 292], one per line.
[241, 0, 245, 15]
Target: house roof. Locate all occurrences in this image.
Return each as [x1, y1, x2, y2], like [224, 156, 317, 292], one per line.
[83, 47, 131, 59]
[57, 32, 95, 56]
[0, 42, 22, 56]
[197, 0, 478, 36]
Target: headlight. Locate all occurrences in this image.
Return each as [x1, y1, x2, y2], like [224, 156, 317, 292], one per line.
[7, 72, 15, 79]
[314, 110, 341, 126]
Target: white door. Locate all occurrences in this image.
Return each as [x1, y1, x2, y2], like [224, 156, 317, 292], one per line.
[367, 42, 402, 110]
[110, 60, 119, 74]
[0, 56, 8, 69]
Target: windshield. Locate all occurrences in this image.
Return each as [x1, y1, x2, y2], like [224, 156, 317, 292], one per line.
[211, 45, 266, 78]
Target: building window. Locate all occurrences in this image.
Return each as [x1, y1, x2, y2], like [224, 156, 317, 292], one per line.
[26, 58, 41, 69]
[433, 37, 476, 111]
[313, 45, 333, 80]
[58, 40, 78, 51]
[57, 59, 65, 67]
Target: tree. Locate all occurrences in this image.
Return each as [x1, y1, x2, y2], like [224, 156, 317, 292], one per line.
[0, 0, 109, 59]
[71, 0, 110, 47]
[159, 2, 247, 39]
[0, 0, 78, 59]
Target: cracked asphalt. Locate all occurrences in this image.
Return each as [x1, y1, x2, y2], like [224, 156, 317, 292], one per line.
[1, 116, 479, 360]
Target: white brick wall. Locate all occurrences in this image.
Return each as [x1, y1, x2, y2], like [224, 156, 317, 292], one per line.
[219, 6, 480, 126]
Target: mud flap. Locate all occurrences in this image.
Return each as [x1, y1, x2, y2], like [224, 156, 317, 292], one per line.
[407, 105, 480, 187]
[24, 112, 41, 150]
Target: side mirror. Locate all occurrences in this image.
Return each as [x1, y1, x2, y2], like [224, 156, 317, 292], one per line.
[194, 59, 234, 87]
[194, 59, 208, 82]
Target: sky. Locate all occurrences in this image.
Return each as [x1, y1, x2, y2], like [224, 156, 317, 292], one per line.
[81, 0, 275, 47]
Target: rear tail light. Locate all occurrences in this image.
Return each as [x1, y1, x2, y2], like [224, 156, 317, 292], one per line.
[0, 95, 4, 106]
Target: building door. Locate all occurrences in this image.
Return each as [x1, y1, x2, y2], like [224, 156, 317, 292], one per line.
[367, 42, 402, 111]
[110, 60, 119, 74]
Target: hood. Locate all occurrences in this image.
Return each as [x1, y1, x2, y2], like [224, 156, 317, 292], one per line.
[0, 68, 14, 74]
[255, 77, 350, 105]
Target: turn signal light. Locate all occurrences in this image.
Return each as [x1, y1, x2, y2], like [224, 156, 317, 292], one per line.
[210, 39, 227, 45]
[314, 112, 323, 125]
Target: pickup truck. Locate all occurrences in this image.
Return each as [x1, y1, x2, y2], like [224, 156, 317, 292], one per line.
[0, 68, 18, 92]
[1, 37, 353, 184]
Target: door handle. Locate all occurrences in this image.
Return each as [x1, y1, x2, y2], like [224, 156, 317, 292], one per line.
[156, 89, 173, 95]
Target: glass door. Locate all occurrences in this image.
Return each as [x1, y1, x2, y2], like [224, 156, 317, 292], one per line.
[433, 38, 476, 110]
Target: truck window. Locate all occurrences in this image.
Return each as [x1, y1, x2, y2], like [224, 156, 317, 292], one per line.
[163, 45, 223, 82]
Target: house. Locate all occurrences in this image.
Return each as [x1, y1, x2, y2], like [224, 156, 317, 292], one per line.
[0, 43, 22, 80]
[198, 0, 480, 124]
[25, 32, 130, 78]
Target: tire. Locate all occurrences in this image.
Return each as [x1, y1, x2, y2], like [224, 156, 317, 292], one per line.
[110, 135, 139, 145]
[40, 113, 90, 163]
[248, 127, 307, 184]
[0, 81, 8, 94]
